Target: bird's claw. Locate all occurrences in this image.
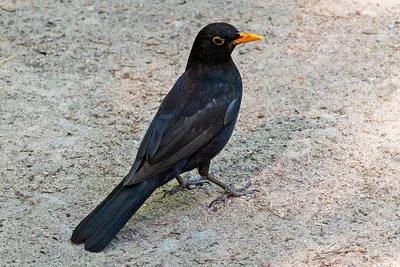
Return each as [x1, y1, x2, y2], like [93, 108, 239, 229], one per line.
[208, 181, 258, 208]
[163, 175, 210, 198]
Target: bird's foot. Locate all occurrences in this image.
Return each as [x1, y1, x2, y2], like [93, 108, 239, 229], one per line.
[163, 175, 210, 198]
[208, 181, 258, 207]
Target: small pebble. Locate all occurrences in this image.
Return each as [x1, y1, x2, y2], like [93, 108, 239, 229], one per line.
[170, 33, 179, 39]
[172, 21, 184, 29]
[388, 21, 400, 29]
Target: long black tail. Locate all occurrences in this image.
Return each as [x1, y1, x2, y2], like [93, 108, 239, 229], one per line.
[71, 177, 159, 252]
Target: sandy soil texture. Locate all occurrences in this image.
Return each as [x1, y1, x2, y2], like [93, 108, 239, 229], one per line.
[1, 0, 400, 266]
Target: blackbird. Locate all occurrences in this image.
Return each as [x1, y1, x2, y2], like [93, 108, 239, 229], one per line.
[71, 22, 262, 252]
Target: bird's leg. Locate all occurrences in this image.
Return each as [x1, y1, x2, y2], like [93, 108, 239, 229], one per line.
[206, 177, 257, 207]
[198, 162, 258, 207]
[163, 174, 210, 198]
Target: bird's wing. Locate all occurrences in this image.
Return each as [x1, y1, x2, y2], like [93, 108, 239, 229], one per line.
[124, 77, 240, 185]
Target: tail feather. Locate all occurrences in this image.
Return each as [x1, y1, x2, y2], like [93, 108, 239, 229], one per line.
[71, 178, 158, 252]
[71, 179, 125, 243]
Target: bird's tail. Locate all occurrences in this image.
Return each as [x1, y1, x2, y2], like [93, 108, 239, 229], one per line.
[71, 177, 159, 252]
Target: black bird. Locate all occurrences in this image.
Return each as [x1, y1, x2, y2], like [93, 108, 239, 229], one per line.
[71, 22, 262, 252]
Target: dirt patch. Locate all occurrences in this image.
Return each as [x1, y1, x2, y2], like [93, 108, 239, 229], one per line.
[1, 0, 399, 266]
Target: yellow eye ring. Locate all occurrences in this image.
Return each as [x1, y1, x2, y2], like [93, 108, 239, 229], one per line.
[212, 36, 225, 45]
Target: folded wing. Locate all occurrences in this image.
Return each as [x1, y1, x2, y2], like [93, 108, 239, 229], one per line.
[124, 75, 240, 185]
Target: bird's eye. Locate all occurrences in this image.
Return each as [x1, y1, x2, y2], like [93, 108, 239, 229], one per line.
[212, 36, 225, 46]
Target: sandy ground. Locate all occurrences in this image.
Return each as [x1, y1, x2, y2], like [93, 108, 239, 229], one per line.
[1, 0, 400, 266]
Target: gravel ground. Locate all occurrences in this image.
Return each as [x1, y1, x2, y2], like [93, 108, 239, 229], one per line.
[1, 0, 400, 266]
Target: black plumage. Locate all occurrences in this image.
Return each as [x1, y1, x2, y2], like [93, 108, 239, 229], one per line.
[71, 22, 262, 252]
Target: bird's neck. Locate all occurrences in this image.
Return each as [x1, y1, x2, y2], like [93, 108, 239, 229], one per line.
[185, 55, 235, 72]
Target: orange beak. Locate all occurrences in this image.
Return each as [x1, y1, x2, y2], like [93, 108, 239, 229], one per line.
[232, 32, 263, 45]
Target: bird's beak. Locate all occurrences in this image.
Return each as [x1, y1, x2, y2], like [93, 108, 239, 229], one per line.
[232, 32, 263, 45]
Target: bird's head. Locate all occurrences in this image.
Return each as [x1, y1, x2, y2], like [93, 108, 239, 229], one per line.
[186, 22, 262, 70]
